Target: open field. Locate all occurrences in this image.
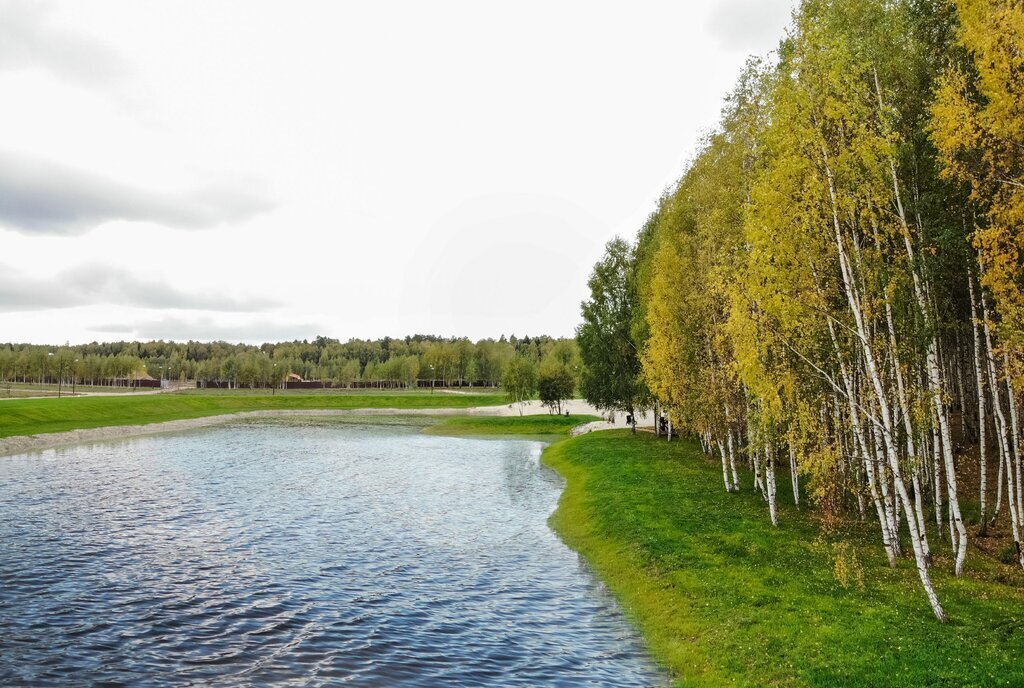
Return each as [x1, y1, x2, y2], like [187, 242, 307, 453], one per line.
[544, 430, 1024, 688]
[0, 390, 508, 439]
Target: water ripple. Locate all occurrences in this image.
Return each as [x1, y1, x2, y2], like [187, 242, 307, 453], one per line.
[0, 421, 666, 686]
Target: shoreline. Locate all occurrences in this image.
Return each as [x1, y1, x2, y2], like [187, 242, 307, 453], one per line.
[0, 400, 617, 457]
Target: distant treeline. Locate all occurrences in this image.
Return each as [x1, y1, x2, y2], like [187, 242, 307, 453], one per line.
[0, 334, 578, 389]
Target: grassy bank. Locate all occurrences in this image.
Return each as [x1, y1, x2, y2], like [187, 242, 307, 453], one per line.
[0, 382, 148, 397]
[425, 414, 597, 438]
[171, 387, 500, 396]
[0, 391, 506, 439]
[543, 430, 1024, 687]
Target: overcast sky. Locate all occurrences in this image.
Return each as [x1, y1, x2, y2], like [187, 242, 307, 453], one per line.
[0, 0, 793, 345]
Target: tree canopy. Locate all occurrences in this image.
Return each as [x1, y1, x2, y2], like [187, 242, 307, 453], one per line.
[583, 0, 1024, 622]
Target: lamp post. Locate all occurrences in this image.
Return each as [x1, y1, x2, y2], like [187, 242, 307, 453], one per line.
[273, 363, 277, 396]
[73, 358, 78, 396]
[430, 365, 435, 394]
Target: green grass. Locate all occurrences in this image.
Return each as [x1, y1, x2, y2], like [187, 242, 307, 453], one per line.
[425, 414, 598, 438]
[173, 387, 501, 396]
[543, 430, 1024, 687]
[0, 382, 146, 397]
[0, 391, 506, 438]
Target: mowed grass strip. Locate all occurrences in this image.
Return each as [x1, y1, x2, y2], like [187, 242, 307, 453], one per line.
[0, 391, 506, 439]
[543, 430, 1024, 688]
[425, 414, 598, 438]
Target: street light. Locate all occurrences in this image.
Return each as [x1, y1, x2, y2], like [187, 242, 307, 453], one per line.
[273, 363, 277, 396]
[430, 365, 435, 394]
[73, 358, 78, 396]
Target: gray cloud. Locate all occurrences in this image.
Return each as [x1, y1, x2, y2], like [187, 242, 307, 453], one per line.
[0, 151, 275, 235]
[0, 1, 125, 86]
[90, 316, 324, 345]
[707, 0, 793, 54]
[0, 263, 279, 312]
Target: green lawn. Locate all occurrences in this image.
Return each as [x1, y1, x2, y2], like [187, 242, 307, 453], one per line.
[544, 430, 1024, 687]
[425, 414, 598, 438]
[0, 382, 147, 397]
[0, 391, 506, 438]
[173, 387, 501, 396]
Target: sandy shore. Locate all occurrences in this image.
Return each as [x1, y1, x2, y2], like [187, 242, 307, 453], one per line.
[0, 399, 645, 457]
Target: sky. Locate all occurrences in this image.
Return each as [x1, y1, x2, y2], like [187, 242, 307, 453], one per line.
[0, 0, 794, 345]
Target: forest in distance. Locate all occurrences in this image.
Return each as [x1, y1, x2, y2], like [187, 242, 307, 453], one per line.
[0, 334, 580, 393]
[573, 0, 1024, 623]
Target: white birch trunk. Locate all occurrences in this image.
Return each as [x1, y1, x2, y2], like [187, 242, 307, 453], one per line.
[912, 463, 932, 565]
[982, 295, 1022, 565]
[932, 427, 944, 540]
[752, 446, 766, 498]
[969, 270, 988, 532]
[826, 316, 897, 566]
[766, 447, 779, 526]
[717, 439, 733, 493]
[885, 298, 931, 561]
[875, 69, 965, 577]
[728, 430, 741, 492]
[822, 143, 946, 621]
[789, 445, 800, 509]
[1004, 353, 1023, 529]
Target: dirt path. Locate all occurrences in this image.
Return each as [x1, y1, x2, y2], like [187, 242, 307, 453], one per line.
[569, 408, 655, 436]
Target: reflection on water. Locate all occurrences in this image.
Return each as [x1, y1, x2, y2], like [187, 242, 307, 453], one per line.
[0, 421, 666, 686]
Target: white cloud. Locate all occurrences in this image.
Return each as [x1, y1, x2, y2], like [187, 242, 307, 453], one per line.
[90, 316, 325, 344]
[706, 0, 794, 54]
[0, 263, 277, 312]
[0, 0, 125, 87]
[0, 151, 274, 235]
[2, 0, 790, 344]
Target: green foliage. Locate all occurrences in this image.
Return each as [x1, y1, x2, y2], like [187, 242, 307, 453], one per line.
[577, 238, 648, 418]
[0, 334, 572, 390]
[501, 357, 538, 413]
[603, 0, 1024, 621]
[537, 359, 576, 415]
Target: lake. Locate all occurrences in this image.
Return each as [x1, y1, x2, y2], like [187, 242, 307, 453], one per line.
[0, 421, 666, 686]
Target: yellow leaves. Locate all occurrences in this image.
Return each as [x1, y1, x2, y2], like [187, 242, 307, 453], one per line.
[930, 67, 982, 185]
[932, 1, 1024, 351]
[830, 541, 867, 591]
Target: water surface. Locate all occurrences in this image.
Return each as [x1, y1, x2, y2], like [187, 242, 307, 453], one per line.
[0, 421, 665, 686]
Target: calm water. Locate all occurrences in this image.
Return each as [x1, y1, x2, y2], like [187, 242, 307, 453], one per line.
[0, 421, 666, 686]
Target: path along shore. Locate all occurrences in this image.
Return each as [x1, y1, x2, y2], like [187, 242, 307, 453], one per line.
[0, 400, 653, 457]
